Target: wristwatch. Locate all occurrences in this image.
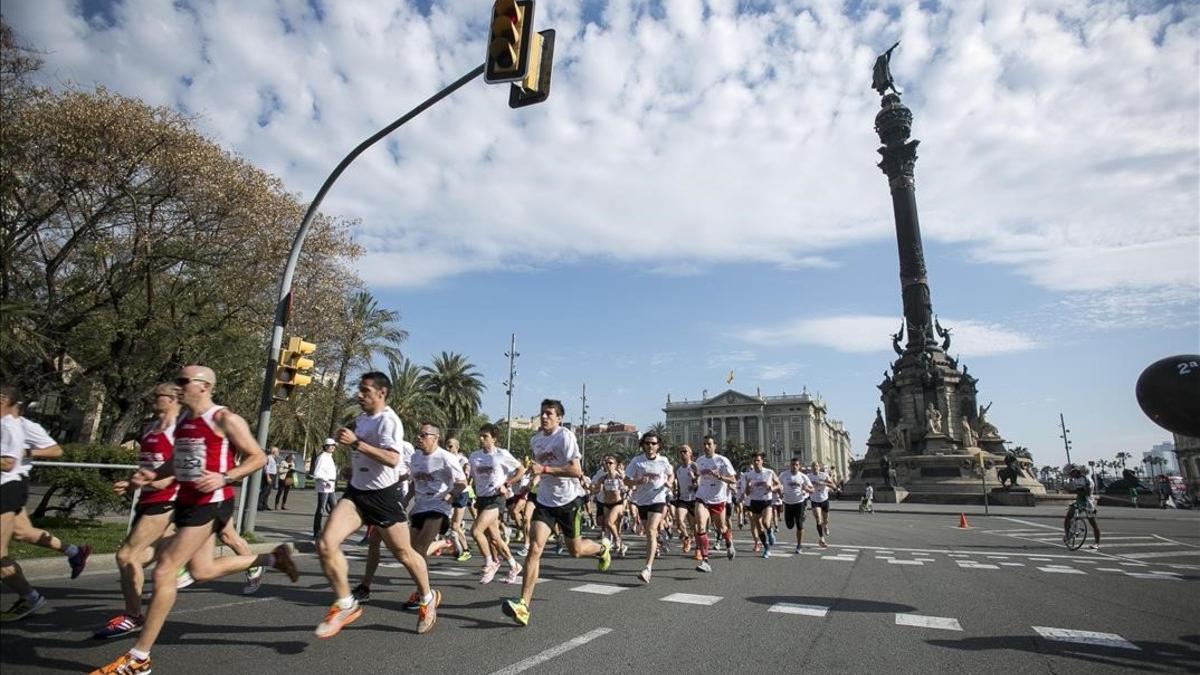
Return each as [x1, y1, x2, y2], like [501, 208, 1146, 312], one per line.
[222, 473, 234, 485]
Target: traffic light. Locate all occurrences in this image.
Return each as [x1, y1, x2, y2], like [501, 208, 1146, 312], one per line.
[273, 337, 316, 401]
[485, 0, 535, 84]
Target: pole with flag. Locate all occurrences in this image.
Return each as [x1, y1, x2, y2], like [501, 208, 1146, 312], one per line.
[726, 370, 735, 385]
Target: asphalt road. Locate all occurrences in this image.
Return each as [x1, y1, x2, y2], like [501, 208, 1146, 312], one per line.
[3, 496, 1198, 674]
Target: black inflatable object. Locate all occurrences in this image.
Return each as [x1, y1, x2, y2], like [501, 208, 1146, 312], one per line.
[1136, 354, 1200, 437]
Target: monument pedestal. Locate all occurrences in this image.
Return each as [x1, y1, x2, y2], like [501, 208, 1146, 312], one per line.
[874, 487, 908, 503]
[990, 487, 1036, 506]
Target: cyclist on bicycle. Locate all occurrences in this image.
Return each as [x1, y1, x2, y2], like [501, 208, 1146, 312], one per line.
[1062, 464, 1101, 550]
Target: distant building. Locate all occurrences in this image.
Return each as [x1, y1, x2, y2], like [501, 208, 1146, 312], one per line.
[576, 420, 639, 452]
[1143, 442, 1181, 477]
[496, 415, 539, 431]
[1173, 434, 1200, 497]
[663, 389, 851, 478]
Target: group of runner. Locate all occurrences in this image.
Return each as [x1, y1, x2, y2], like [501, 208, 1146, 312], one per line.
[3, 367, 844, 674]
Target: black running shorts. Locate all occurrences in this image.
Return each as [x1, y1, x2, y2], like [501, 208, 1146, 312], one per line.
[475, 494, 504, 511]
[0, 478, 29, 515]
[345, 483, 408, 528]
[748, 499, 772, 515]
[410, 510, 449, 535]
[173, 500, 234, 533]
[784, 501, 808, 529]
[532, 497, 584, 540]
[636, 502, 666, 520]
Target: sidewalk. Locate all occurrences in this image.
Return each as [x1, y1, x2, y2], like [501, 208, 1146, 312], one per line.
[829, 498, 1200, 522]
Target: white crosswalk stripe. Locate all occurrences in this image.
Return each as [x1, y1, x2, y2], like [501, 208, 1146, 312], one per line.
[570, 584, 626, 595]
[895, 613, 963, 631]
[768, 603, 829, 617]
[1033, 626, 1139, 650]
[660, 592, 722, 605]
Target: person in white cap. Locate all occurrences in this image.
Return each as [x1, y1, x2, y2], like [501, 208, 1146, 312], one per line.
[312, 438, 338, 540]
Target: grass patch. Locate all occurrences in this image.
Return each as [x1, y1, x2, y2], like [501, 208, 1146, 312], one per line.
[9, 517, 128, 559]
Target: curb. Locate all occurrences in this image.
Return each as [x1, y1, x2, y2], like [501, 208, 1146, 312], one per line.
[19, 541, 291, 581]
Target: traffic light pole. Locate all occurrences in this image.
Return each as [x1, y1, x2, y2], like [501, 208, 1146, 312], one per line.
[238, 63, 487, 534]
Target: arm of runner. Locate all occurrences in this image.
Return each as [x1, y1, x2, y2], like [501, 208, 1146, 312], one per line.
[335, 426, 401, 469]
[534, 458, 583, 479]
[193, 409, 266, 493]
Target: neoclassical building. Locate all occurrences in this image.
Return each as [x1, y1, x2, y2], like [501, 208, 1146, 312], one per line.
[662, 389, 852, 477]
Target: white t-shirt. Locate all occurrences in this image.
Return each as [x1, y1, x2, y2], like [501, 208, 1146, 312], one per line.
[809, 471, 832, 503]
[19, 418, 57, 478]
[313, 452, 337, 493]
[864, 485, 874, 500]
[265, 454, 278, 476]
[1, 415, 26, 486]
[530, 426, 583, 507]
[592, 468, 625, 503]
[410, 447, 466, 516]
[694, 453, 736, 504]
[780, 470, 813, 504]
[740, 467, 778, 502]
[469, 447, 521, 497]
[350, 407, 405, 491]
[674, 463, 697, 501]
[626, 454, 673, 506]
[397, 440, 416, 501]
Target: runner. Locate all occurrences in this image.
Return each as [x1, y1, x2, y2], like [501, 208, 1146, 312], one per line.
[859, 482, 875, 514]
[403, 423, 467, 608]
[739, 453, 781, 558]
[446, 434, 473, 562]
[693, 435, 738, 572]
[808, 461, 833, 548]
[92, 365, 298, 674]
[501, 399, 612, 627]
[353, 434, 417, 602]
[590, 455, 627, 557]
[780, 456, 814, 553]
[624, 431, 674, 583]
[673, 445, 698, 555]
[468, 423, 524, 584]
[506, 463, 531, 548]
[312, 371, 437, 640]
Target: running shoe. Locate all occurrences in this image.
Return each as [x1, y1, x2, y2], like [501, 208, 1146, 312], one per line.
[403, 591, 422, 611]
[416, 590, 441, 635]
[504, 562, 523, 584]
[69, 544, 92, 579]
[243, 566, 264, 595]
[554, 543, 565, 556]
[314, 600, 362, 639]
[727, 543, 736, 560]
[351, 583, 371, 603]
[518, 545, 529, 557]
[456, 550, 473, 563]
[480, 560, 501, 584]
[794, 545, 803, 554]
[1, 594, 46, 623]
[176, 567, 196, 589]
[502, 597, 530, 627]
[818, 539, 829, 548]
[271, 543, 300, 582]
[682, 537, 692, 553]
[753, 541, 761, 553]
[597, 538, 613, 572]
[618, 542, 629, 558]
[696, 560, 712, 573]
[94, 614, 144, 640]
[90, 651, 151, 674]
[638, 566, 652, 584]
[1088, 544, 1101, 551]
[762, 548, 771, 559]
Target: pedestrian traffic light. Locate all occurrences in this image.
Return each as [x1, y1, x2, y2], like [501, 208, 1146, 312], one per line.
[485, 0, 535, 84]
[273, 337, 316, 401]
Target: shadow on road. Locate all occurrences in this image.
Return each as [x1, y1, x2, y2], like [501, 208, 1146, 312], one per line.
[745, 595, 918, 614]
[926, 634, 1200, 672]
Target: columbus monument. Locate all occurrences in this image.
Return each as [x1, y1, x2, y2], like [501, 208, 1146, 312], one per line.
[842, 43, 1045, 503]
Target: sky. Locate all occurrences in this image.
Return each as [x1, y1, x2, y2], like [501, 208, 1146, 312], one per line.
[7, 0, 1198, 467]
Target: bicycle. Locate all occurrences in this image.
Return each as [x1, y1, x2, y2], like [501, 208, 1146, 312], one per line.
[1064, 501, 1089, 550]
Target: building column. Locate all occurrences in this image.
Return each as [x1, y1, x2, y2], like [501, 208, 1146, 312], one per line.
[739, 417, 746, 444]
[758, 414, 766, 456]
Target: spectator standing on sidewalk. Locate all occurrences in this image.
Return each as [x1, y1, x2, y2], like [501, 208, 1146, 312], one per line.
[312, 440, 338, 539]
[274, 453, 295, 510]
[259, 447, 279, 511]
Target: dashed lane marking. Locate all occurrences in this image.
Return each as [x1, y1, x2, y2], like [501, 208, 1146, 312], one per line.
[888, 560, 924, 566]
[660, 593, 722, 606]
[768, 603, 829, 617]
[999, 562, 1024, 567]
[1033, 626, 1139, 650]
[956, 562, 999, 570]
[570, 584, 626, 595]
[822, 556, 857, 562]
[895, 613, 963, 631]
[1125, 572, 1182, 580]
[489, 628, 613, 675]
[1122, 550, 1200, 560]
[1038, 566, 1085, 574]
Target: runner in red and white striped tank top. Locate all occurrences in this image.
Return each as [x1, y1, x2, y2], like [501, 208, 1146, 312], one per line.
[137, 421, 177, 506]
[172, 405, 234, 506]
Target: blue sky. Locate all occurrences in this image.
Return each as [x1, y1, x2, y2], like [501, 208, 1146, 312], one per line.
[7, 0, 1198, 466]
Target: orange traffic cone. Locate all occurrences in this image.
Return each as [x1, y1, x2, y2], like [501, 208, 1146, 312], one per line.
[958, 513, 970, 529]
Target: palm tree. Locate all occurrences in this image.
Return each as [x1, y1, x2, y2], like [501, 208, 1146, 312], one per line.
[326, 290, 408, 435]
[422, 351, 485, 436]
[1115, 451, 1131, 469]
[648, 421, 668, 444]
[387, 357, 440, 437]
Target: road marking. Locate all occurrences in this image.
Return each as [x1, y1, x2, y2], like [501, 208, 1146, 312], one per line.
[1029, 557, 1052, 561]
[429, 569, 469, 577]
[1086, 542, 1179, 549]
[1118, 562, 1149, 566]
[1033, 626, 1139, 650]
[1038, 566, 1085, 574]
[772, 553, 793, 558]
[570, 584, 626, 595]
[175, 597, 278, 615]
[822, 556, 856, 561]
[999, 517, 1060, 531]
[877, 550, 894, 554]
[895, 614, 963, 631]
[1125, 572, 1181, 580]
[660, 593, 722, 606]
[957, 562, 999, 569]
[999, 562, 1024, 567]
[489, 627, 613, 675]
[830, 544, 1091, 561]
[1096, 567, 1124, 572]
[986, 555, 1010, 559]
[768, 603, 829, 617]
[913, 558, 936, 562]
[888, 559, 924, 565]
[1122, 550, 1200, 560]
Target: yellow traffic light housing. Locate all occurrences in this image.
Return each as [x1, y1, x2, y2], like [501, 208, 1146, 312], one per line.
[485, 0, 535, 84]
[273, 337, 316, 401]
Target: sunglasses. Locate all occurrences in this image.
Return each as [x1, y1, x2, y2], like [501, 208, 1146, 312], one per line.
[174, 376, 209, 387]
[418, 431, 439, 438]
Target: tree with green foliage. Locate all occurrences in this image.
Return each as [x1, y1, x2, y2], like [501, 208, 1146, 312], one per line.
[422, 352, 484, 437]
[325, 290, 408, 436]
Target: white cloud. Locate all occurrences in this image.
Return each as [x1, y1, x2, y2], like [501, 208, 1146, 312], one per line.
[6, 0, 1197, 295]
[738, 314, 1039, 357]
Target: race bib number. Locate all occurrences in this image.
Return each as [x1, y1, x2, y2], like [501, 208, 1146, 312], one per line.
[604, 479, 622, 492]
[173, 438, 207, 482]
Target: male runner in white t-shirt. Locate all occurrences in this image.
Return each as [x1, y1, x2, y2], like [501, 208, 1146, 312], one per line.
[808, 461, 833, 548]
[502, 399, 612, 626]
[739, 452, 782, 558]
[313, 372, 438, 639]
[469, 423, 524, 584]
[625, 431, 674, 583]
[673, 445, 698, 555]
[780, 457, 814, 553]
[693, 435, 738, 572]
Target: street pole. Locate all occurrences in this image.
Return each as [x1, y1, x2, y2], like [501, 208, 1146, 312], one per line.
[1059, 412, 1073, 467]
[580, 383, 588, 467]
[238, 63, 487, 534]
[504, 333, 518, 451]
[980, 451, 989, 514]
